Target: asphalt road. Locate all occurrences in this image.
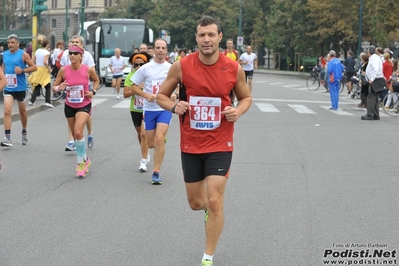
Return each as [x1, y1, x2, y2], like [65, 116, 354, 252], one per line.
[0, 73, 398, 266]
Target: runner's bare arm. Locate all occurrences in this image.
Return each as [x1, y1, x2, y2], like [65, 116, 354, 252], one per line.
[88, 67, 100, 92]
[222, 65, 252, 122]
[52, 67, 66, 92]
[22, 52, 37, 73]
[0, 70, 6, 91]
[157, 60, 184, 112]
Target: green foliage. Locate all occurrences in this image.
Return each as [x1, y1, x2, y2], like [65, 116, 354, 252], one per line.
[102, 0, 399, 58]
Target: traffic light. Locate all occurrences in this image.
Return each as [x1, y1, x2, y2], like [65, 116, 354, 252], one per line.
[33, 0, 48, 15]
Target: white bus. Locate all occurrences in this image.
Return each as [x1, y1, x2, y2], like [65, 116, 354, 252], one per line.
[87, 18, 154, 86]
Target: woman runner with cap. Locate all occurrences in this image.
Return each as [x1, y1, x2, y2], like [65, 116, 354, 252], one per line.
[52, 45, 100, 178]
[123, 52, 153, 172]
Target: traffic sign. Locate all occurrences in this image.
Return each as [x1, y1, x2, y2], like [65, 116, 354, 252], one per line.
[237, 36, 244, 46]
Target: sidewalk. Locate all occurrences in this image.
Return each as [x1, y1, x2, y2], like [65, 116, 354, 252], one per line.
[0, 97, 62, 125]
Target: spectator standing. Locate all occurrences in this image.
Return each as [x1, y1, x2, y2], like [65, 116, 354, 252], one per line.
[358, 53, 369, 108]
[27, 38, 54, 108]
[362, 45, 384, 120]
[344, 51, 356, 94]
[327, 50, 344, 110]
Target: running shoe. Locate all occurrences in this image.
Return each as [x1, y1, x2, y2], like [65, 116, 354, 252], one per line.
[28, 101, 35, 106]
[1, 137, 12, 147]
[116, 95, 120, 100]
[151, 171, 162, 185]
[76, 163, 87, 178]
[87, 134, 93, 148]
[45, 103, 54, 108]
[201, 259, 213, 266]
[139, 159, 147, 172]
[21, 134, 28, 145]
[65, 141, 76, 151]
[85, 157, 91, 171]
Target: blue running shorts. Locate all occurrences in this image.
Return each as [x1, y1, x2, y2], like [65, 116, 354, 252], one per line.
[143, 110, 172, 130]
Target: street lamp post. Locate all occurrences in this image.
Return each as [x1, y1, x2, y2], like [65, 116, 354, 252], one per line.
[238, 0, 242, 37]
[3, 0, 6, 30]
[80, 0, 84, 37]
[65, 0, 69, 42]
[356, 0, 363, 58]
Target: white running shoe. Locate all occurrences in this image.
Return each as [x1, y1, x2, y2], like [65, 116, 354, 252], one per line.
[45, 103, 54, 108]
[139, 159, 147, 172]
[116, 95, 120, 100]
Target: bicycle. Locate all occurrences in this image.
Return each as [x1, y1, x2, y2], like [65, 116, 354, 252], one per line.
[306, 66, 326, 91]
[25, 74, 63, 102]
[382, 89, 399, 117]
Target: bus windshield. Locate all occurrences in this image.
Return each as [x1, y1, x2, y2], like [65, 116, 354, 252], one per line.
[101, 23, 145, 57]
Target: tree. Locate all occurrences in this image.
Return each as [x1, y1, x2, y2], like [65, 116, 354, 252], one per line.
[250, 10, 267, 51]
[148, 0, 238, 49]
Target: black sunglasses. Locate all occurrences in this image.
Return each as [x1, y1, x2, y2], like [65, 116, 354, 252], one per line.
[69, 51, 81, 56]
[134, 63, 145, 67]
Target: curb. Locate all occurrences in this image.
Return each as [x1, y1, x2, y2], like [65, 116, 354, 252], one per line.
[0, 100, 62, 126]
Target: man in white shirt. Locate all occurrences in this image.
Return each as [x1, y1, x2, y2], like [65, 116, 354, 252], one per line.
[239, 45, 257, 93]
[109, 48, 126, 99]
[130, 38, 173, 185]
[363, 45, 384, 120]
[169, 48, 178, 63]
[61, 35, 96, 150]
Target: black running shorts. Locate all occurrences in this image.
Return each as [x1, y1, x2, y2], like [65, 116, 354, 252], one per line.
[181, 151, 232, 183]
[130, 111, 144, 128]
[64, 102, 92, 118]
[3, 90, 27, 102]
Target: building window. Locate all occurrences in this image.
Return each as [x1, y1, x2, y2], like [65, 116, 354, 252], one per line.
[25, 0, 31, 9]
[52, 19, 56, 28]
[51, 0, 57, 9]
[104, 0, 112, 7]
[85, 0, 89, 7]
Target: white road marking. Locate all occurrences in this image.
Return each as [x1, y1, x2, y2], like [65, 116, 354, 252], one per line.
[255, 103, 280, 113]
[92, 99, 108, 107]
[112, 99, 131, 108]
[321, 106, 354, 116]
[288, 104, 316, 114]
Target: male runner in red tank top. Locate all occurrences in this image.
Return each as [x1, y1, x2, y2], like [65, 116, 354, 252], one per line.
[157, 15, 252, 266]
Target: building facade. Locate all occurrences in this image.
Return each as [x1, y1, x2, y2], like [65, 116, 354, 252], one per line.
[11, 0, 110, 49]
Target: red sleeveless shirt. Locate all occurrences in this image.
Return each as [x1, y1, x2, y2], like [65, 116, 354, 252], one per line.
[179, 51, 238, 154]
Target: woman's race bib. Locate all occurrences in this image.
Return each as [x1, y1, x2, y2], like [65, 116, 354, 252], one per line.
[189, 96, 221, 130]
[66, 85, 84, 103]
[134, 95, 144, 110]
[5, 74, 18, 88]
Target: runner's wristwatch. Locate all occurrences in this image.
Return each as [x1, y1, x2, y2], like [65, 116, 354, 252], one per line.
[171, 103, 177, 113]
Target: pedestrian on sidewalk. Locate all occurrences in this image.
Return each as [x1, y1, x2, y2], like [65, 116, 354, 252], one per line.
[28, 38, 54, 108]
